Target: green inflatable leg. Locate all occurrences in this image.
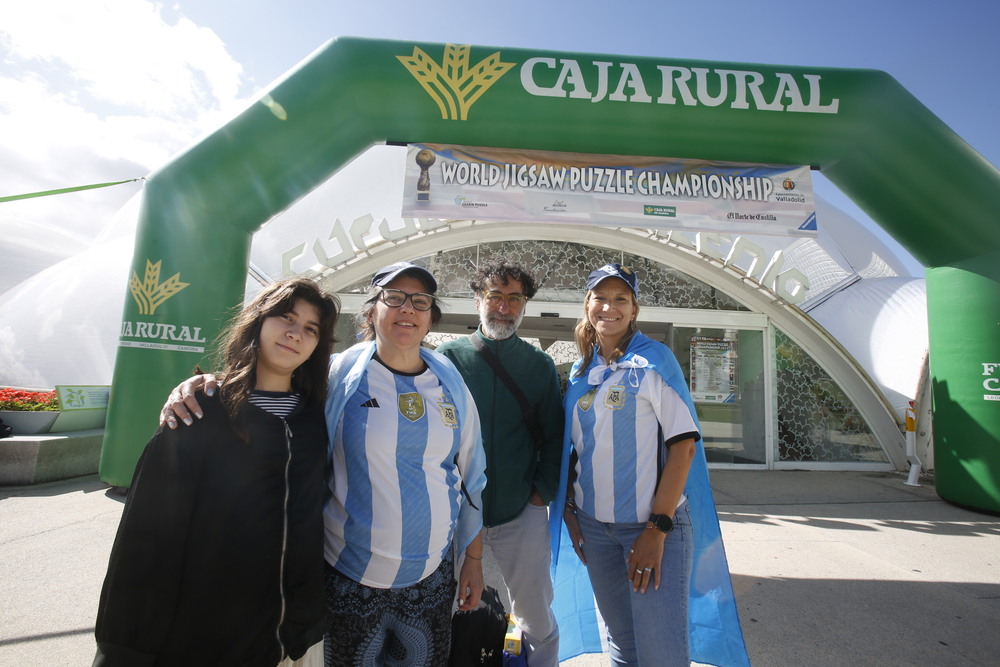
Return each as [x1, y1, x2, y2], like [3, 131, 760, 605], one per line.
[927, 250, 1000, 513]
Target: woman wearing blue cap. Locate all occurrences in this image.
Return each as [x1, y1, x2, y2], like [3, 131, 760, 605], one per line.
[320, 261, 487, 667]
[550, 263, 748, 667]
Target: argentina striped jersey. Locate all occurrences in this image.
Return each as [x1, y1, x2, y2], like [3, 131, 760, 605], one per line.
[571, 365, 699, 524]
[324, 359, 478, 588]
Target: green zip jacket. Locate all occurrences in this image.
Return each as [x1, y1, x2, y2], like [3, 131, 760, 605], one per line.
[436, 329, 564, 527]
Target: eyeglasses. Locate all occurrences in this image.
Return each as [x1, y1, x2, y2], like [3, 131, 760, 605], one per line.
[481, 291, 528, 308]
[379, 288, 435, 311]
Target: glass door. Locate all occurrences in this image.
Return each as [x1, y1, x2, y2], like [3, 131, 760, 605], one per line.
[660, 326, 768, 466]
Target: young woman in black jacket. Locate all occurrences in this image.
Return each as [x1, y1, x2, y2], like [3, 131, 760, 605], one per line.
[94, 277, 338, 666]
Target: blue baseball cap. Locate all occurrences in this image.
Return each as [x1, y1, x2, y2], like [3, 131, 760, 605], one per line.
[371, 261, 438, 292]
[586, 263, 638, 296]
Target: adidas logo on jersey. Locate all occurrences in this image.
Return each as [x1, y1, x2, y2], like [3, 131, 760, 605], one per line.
[360, 398, 380, 408]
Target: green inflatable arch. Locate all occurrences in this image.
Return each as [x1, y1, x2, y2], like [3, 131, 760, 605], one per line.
[102, 37, 1000, 512]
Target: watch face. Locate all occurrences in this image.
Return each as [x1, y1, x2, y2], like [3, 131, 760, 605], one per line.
[650, 513, 674, 533]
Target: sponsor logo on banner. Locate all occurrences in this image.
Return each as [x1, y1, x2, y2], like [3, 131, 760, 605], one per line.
[120, 259, 207, 353]
[644, 205, 677, 218]
[455, 195, 487, 209]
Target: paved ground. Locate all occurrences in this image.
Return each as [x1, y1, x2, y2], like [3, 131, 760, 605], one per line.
[3, 470, 1000, 665]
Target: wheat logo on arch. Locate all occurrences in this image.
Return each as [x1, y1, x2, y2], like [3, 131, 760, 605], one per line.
[129, 259, 190, 315]
[397, 44, 515, 121]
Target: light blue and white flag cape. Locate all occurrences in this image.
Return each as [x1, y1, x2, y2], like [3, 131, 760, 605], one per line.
[549, 332, 750, 666]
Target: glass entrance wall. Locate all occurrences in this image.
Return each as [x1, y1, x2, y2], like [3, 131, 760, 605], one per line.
[774, 329, 886, 464]
[667, 327, 767, 465]
[327, 240, 890, 468]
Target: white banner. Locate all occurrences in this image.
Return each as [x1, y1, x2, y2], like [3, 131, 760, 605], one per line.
[403, 144, 817, 236]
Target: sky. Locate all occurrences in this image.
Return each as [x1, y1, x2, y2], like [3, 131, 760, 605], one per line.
[2, 0, 998, 277]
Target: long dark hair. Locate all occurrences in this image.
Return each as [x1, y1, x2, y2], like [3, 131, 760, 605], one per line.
[572, 289, 639, 378]
[214, 277, 339, 421]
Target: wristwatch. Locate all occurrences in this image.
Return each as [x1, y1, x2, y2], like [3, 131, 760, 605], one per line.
[647, 513, 674, 534]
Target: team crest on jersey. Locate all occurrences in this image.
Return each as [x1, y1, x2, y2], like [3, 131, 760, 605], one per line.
[604, 384, 627, 410]
[578, 388, 598, 411]
[398, 393, 425, 422]
[438, 399, 459, 429]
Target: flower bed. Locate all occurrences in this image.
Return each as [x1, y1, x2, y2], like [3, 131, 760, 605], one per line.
[0, 388, 60, 412]
[1, 388, 61, 436]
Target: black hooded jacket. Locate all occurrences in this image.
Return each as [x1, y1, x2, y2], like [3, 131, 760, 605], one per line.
[94, 392, 328, 666]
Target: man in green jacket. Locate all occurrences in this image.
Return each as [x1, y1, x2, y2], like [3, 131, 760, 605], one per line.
[435, 256, 563, 666]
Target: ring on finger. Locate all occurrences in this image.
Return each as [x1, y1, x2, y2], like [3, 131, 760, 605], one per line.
[643, 567, 652, 572]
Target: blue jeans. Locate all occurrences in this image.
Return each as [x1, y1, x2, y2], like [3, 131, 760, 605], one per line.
[576, 505, 693, 667]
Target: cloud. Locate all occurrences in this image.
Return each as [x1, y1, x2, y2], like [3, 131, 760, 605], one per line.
[0, 1, 243, 118]
[0, 0, 247, 253]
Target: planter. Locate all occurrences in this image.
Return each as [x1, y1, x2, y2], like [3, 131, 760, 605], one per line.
[0, 410, 60, 435]
[0, 429, 103, 484]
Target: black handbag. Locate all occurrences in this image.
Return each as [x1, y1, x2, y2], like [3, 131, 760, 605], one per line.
[448, 586, 508, 667]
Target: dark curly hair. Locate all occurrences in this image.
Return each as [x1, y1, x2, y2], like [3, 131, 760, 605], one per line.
[468, 256, 538, 298]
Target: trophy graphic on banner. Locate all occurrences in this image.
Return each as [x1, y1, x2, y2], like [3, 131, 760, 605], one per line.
[415, 149, 435, 201]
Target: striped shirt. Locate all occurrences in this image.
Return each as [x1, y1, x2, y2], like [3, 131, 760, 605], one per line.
[248, 390, 301, 418]
[324, 359, 475, 588]
[570, 364, 699, 524]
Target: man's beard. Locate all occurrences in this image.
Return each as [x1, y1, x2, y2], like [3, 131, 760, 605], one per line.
[480, 309, 524, 340]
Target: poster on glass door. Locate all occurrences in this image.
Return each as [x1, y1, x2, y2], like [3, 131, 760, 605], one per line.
[690, 336, 737, 403]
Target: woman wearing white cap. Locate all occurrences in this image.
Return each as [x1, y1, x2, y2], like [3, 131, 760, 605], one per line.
[549, 263, 747, 667]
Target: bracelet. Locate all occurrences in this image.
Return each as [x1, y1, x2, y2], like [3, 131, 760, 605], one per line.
[464, 553, 482, 560]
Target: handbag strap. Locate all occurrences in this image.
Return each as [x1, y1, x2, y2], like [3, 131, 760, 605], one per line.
[468, 333, 545, 454]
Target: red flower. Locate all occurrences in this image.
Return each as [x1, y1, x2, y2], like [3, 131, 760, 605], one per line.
[0, 388, 60, 411]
